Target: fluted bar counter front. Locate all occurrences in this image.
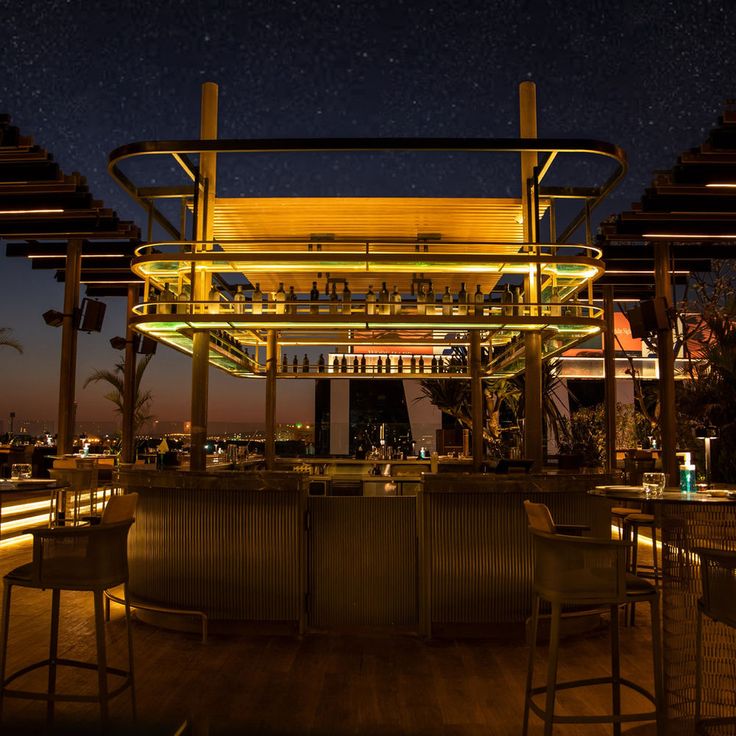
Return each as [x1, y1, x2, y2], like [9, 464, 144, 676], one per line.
[119, 468, 612, 637]
[589, 488, 736, 735]
[118, 468, 306, 634]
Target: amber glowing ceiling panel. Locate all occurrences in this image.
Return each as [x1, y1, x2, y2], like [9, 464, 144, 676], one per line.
[211, 197, 549, 245]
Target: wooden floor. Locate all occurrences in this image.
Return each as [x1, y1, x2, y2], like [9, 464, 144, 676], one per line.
[0, 541, 659, 736]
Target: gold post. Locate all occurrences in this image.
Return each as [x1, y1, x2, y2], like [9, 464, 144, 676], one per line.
[520, 81, 542, 469]
[655, 242, 678, 480]
[603, 285, 617, 472]
[470, 330, 484, 471]
[121, 285, 139, 465]
[190, 82, 218, 472]
[56, 239, 81, 455]
[265, 330, 278, 470]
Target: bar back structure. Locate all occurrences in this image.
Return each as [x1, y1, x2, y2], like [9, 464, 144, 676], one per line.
[108, 82, 627, 466]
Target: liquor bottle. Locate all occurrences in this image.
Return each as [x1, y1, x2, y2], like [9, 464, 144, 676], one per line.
[161, 282, 175, 314]
[293, 355, 299, 373]
[353, 356, 359, 373]
[310, 281, 320, 314]
[397, 355, 403, 373]
[410, 355, 416, 372]
[442, 286, 453, 316]
[431, 355, 437, 372]
[437, 356, 444, 373]
[333, 356, 340, 373]
[208, 283, 220, 313]
[426, 280, 435, 315]
[473, 284, 484, 316]
[365, 285, 376, 316]
[379, 282, 390, 315]
[360, 355, 366, 373]
[233, 284, 245, 315]
[457, 282, 468, 316]
[551, 285, 561, 316]
[340, 355, 348, 373]
[287, 285, 297, 315]
[318, 354, 326, 372]
[376, 356, 383, 373]
[342, 281, 352, 315]
[390, 285, 402, 315]
[281, 354, 288, 373]
[416, 284, 427, 316]
[177, 287, 189, 315]
[302, 354, 310, 373]
[252, 282, 263, 315]
[329, 283, 339, 314]
[418, 355, 424, 373]
[502, 284, 513, 317]
[512, 285, 522, 316]
[385, 355, 392, 373]
[275, 283, 286, 315]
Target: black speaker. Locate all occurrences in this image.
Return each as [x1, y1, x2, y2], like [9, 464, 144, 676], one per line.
[79, 298, 106, 332]
[640, 297, 671, 331]
[135, 335, 158, 355]
[625, 305, 646, 339]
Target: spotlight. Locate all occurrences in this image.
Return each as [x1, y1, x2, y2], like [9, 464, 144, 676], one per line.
[42, 309, 65, 327]
[109, 336, 127, 350]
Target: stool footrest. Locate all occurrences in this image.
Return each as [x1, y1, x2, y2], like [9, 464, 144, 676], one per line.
[528, 676, 657, 725]
[2, 657, 131, 704]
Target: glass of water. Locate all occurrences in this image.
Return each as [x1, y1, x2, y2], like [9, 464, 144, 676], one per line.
[643, 472, 666, 498]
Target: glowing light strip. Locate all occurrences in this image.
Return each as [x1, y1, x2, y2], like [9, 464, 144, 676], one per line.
[0, 208, 64, 215]
[643, 233, 736, 239]
[706, 183, 736, 188]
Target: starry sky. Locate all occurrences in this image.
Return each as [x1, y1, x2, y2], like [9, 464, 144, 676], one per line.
[0, 0, 735, 433]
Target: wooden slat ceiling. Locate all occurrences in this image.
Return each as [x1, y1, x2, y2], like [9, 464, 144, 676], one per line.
[211, 197, 548, 244]
[0, 114, 141, 298]
[596, 107, 736, 298]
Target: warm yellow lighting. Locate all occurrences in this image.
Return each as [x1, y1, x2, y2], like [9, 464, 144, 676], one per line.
[0, 534, 32, 549]
[705, 183, 736, 188]
[0, 208, 64, 215]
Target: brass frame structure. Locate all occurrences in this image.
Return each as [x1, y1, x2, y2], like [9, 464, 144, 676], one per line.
[107, 83, 627, 467]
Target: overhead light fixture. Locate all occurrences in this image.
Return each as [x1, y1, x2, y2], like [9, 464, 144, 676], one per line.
[109, 335, 157, 355]
[42, 309, 65, 327]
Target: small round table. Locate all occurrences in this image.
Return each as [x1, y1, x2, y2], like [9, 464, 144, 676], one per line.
[589, 487, 736, 736]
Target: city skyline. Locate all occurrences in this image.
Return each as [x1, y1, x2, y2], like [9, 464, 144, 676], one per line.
[1, 1, 735, 427]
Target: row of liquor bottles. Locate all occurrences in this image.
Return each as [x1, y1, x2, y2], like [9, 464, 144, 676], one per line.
[152, 280, 578, 316]
[279, 353, 469, 374]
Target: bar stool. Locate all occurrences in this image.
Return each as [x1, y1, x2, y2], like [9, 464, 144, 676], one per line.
[522, 500, 664, 736]
[611, 506, 640, 540]
[0, 493, 138, 729]
[623, 512, 660, 625]
[694, 546, 736, 735]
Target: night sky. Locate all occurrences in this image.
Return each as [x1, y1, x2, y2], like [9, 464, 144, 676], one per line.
[1, 0, 735, 433]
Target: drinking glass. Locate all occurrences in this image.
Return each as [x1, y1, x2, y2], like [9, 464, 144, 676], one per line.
[643, 472, 666, 498]
[10, 463, 32, 480]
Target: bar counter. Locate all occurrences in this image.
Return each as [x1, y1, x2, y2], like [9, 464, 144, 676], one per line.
[119, 467, 614, 636]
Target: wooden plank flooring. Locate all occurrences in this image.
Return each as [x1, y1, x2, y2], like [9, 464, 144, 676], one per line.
[0, 541, 658, 735]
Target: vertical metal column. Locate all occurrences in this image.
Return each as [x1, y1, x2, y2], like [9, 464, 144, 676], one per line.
[56, 239, 81, 455]
[655, 242, 678, 480]
[470, 330, 483, 471]
[265, 331, 278, 469]
[519, 81, 543, 468]
[121, 284, 139, 465]
[603, 286, 617, 472]
[190, 82, 218, 472]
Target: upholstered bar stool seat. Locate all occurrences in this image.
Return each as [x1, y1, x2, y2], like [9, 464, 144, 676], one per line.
[522, 500, 664, 736]
[611, 506, 641, 540]
[0, 493, 138, 729]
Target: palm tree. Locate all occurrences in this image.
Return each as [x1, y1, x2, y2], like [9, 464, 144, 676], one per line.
[0, 327, 22, 353]
[83, 354, 155, 433]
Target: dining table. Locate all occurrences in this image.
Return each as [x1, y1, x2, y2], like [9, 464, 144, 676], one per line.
[589, 485, 736, 735]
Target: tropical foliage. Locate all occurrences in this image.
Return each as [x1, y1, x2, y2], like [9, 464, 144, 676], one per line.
[84, 354, 155, 433]
[0, 327, 22, 353]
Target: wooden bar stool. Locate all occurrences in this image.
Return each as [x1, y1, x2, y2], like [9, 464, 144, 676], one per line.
[623, 512, 659, 625]
[0, 493, 138, 729]
[522, 500, 664, 736]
